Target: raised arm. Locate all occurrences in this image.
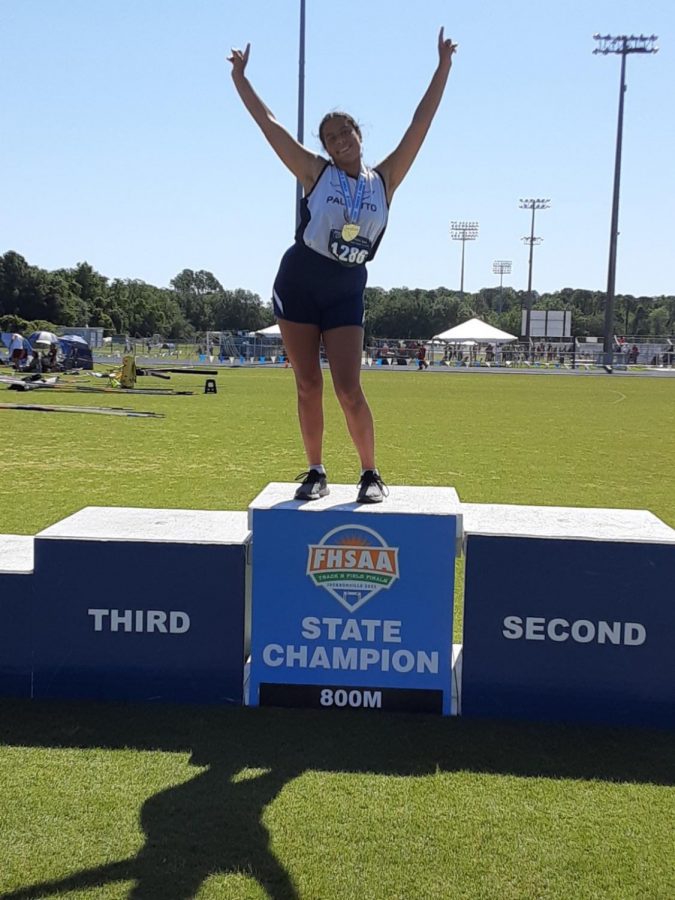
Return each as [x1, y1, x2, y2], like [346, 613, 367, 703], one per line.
[228, 43, 325, 193]
[376, 28, 457, 201]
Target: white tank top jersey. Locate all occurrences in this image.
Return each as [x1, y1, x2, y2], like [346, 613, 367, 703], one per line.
[297, 163, 389, 266]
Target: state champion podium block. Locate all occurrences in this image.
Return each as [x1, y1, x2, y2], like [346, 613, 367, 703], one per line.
[32, 507, 251, 704]
[0, 536, 34, 698]
[460, 504, 675, 728]
[247, 484, 462, 715]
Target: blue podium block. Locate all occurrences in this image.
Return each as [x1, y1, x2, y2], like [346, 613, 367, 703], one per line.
[461, 504, 675, 728]
[0, 536, 34, 697]
[248, 484, 462, 715]
[32, 508, 250, 704]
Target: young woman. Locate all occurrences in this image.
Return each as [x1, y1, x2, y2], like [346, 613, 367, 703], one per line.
[228, 28, 457, 502]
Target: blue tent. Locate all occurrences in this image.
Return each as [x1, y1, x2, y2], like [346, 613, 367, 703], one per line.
[1, 333, 32, 367]
[59, 334, 93, 370]
[1, 332, 31, 352]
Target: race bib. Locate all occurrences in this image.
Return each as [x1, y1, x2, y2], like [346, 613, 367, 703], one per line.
[328, 229, 371, 267]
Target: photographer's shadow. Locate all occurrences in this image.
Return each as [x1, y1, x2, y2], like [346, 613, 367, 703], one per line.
[1, 727, 303, 900]
[130, 759, 299, 899]
[1, 701, 674, 900]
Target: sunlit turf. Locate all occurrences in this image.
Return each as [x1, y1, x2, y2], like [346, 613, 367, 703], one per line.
[1, 367, 674, 899]
[1, 703, 674, 900]
[3, 366, 675, 533]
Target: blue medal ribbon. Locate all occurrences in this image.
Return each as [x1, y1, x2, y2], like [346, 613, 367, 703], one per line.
[337, 167, 366, 226]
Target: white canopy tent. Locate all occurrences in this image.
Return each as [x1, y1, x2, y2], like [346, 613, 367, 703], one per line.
[255, 323, 282, 337]
[432, 318, 517, 343]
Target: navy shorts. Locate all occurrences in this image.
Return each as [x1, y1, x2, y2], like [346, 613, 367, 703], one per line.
[272, 243, 367, 331]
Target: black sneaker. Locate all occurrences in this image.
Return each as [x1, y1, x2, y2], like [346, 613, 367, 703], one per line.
[356, 470, 388, 504]
[294, 469, 329, 501]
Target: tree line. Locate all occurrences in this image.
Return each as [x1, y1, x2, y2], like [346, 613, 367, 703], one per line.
[1, 250, 673, 340]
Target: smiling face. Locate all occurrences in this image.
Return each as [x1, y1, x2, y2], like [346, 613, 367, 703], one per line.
[319, 113, 362, 173]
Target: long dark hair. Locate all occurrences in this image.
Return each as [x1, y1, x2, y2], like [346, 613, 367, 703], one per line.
[318, 111, 362, 150]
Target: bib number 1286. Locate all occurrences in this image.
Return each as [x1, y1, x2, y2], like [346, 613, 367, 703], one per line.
[329, 230, 370, 266]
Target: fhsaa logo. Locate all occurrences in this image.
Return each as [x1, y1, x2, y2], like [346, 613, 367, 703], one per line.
[306, 524, 399, 612]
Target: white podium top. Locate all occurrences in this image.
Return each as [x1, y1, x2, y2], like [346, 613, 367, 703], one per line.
[249, 483, 462, 520]
[37, 507, 251, 545]
[461, 503, 675, 544]
[0, 535, 34, 574]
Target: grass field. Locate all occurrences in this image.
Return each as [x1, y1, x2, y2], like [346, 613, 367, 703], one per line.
[5, 367, 675, 533]
[1, 367, 674, 899]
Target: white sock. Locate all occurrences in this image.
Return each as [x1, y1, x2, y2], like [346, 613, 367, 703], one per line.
[360, 467, 379, 476]
[309, 464, 326, 475]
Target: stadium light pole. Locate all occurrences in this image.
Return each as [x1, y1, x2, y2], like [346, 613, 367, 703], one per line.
[450, 221, 479, 301]
[295, 0, 306, 231]
[519, 199, 550, 340]
[593, 33, 658, 367]
[492, 260, 512, 313]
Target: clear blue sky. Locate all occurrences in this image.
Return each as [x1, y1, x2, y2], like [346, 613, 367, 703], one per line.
[2, 0, 673, 302]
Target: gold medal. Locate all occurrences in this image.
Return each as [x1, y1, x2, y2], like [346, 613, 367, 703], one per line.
[341, 223, 360, 241]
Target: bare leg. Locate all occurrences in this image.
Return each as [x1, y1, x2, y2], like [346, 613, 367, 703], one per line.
[277, 320, 323, 466]
[323, 326, 375, 471]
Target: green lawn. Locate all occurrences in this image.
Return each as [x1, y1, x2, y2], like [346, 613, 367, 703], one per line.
[4, 367, 675, 533]
[1, 368, 674, 899]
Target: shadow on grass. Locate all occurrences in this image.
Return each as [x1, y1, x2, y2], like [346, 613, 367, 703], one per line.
[1, 700, 673, 900]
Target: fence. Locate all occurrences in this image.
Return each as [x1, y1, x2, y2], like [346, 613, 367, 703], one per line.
[364, 337, 675, 371]
[85, 335, 675, 370]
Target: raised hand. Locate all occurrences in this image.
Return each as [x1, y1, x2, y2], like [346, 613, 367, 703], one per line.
[228, 43, 250, 79]
[438, 27, 458, 66]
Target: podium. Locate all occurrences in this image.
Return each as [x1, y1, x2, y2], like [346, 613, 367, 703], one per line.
[32, 507, 251, 704]
[0, 536, 34, 697]
[1, 490, 673, 729]
[460, 504, 675, 728]
[247, 484, 462, 714]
